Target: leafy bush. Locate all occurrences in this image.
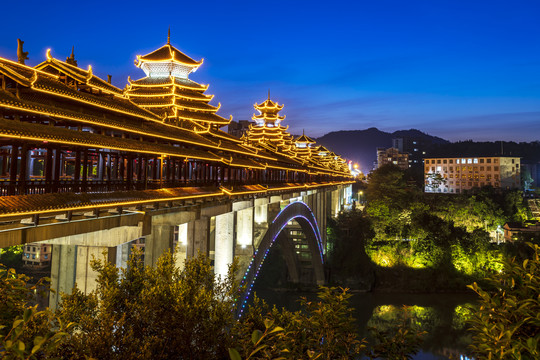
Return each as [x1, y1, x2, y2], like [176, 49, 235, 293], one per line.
[467, 243, 540, 359]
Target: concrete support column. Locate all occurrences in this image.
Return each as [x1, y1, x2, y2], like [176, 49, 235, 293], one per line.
[174, 223, 189, 271]
[75, 245, 112, 295]
[236, 208, 253, 249]
[49, 244, 111, 310]
[214, 212, 234, 279]
[187, 217, 210, 257]
[144, 224, 173, 267]
[254, 198, 268, 224]
[116, 242, 131, 269]
[49, 244, 77, 310]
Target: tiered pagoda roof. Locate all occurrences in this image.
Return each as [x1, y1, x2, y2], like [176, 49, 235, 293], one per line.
[125, 35, 231, 128]
[246, 93, 295, 152]
[0, 39, 351, 179]
[293, 131, 316, 160]
[243, 94, 350, 177]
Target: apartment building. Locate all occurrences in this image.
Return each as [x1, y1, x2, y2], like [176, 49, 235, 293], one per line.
[424, 156, 520, 193]
[377, 147, 409, 170]
[22, 243, 52, 268]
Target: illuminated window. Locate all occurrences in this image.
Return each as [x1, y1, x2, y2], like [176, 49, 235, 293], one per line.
[437, 166, 442, 171]
[473, 158, 478, 164]
[467, 159, 472, 164]
[456, 159, 460, 164]
[462, 158, 466, 164]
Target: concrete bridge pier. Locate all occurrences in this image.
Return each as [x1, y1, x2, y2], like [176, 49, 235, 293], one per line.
[45, 224, 144, 309]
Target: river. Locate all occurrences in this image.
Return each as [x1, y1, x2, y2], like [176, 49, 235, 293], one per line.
[253, 288, 478, 360]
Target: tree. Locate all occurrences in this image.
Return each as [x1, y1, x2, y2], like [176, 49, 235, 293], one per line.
[0, 265, 73, 359]
[467, 243, 540, 360]
[231, 287, 365, 360]
[56, 250, 238, 360]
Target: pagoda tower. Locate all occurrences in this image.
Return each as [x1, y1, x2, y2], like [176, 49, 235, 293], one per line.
[294, 131, 316, 159]
[125, 31, 231, 129]
[246, 92, 294, 151]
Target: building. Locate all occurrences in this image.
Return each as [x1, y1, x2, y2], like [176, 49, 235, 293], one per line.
[392, 137, 427, 168]
[376, 147, 409, 170]
[424, 156, 521, 193]
[22, 243, 52, 268]
[504, 221, 540, 242]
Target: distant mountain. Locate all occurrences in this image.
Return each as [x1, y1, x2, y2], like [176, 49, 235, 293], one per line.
[315, 128, 448, 172]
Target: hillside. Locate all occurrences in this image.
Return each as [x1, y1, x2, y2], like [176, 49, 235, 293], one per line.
[315, 128, 448, 172]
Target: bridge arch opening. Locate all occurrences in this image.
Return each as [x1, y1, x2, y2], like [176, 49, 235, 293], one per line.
[236, 201, 325, 317]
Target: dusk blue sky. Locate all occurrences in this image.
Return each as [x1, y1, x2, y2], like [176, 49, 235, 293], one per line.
[1, 0, 539, 142]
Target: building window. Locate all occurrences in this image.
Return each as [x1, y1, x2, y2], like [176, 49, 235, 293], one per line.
[44, 254, 48, 259]
[437, 166, 442, 171]
[467, 159, 472, 164]
[437, 160, 441, 164]
[494, 166, 499, 171]
[487, 159, 492, 163]
[32, 254, 36, 259]
[512, 159, 515, 164]
[480, 159, 484, 163]
[473, 158, 478, 164]
[443, 159, 447, 164]
[487, 166, 491, 171]
[456, 159, 460, 164]
[449, 159, 453, 164]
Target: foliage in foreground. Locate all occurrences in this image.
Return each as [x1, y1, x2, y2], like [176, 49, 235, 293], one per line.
[231, 287, 365, 359]
[1, 251, 425, 360]
[0, 265, 73, 359]
[55, 250, 238, 360]
[467, 243, 540, 360]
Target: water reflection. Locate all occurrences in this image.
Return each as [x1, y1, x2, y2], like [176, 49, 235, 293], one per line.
[253, 289, 477, 360]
